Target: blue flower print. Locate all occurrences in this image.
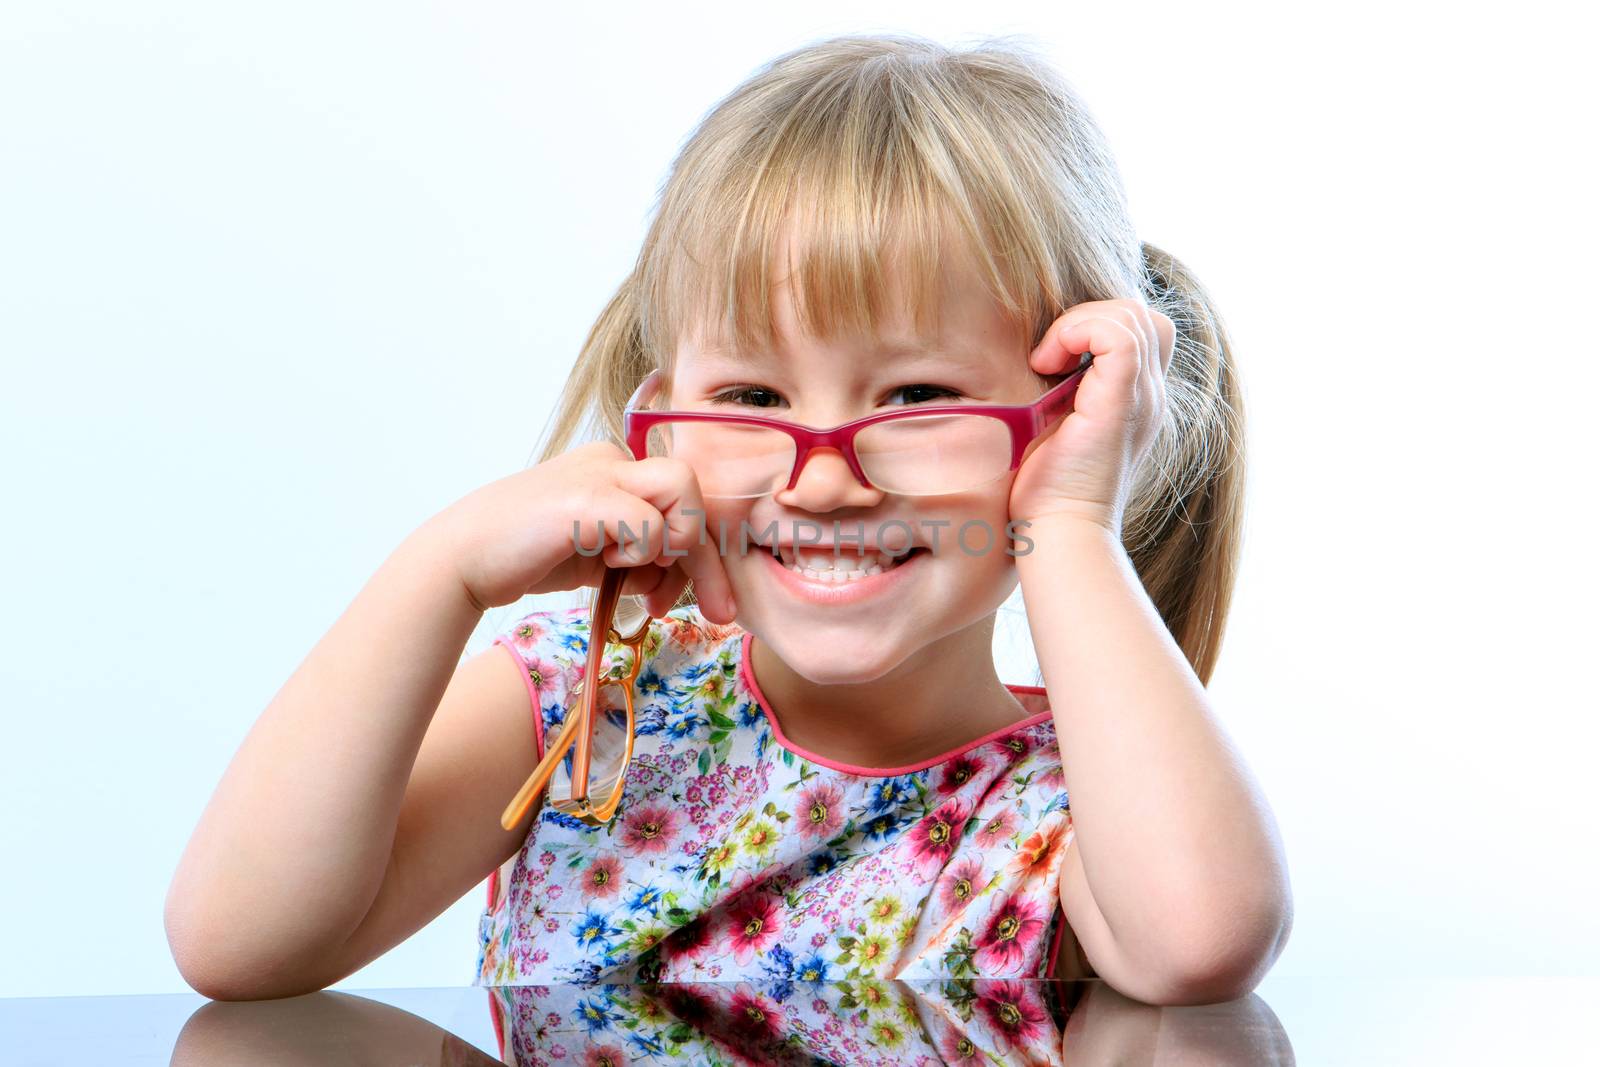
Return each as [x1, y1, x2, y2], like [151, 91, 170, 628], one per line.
[762, 944, 794, 979]
[794, 952, 832, 985]
[681, 660, 719, 687]
[862, 811, 909, 840]
[542, 810, 597, 833]
[759, 944, 797, 1002]
[567, 960, 604, 984]
[557, 631, 588, 656]
[867, 774, 919, 813]
[627, 1032, 666, 1056]
[809, 851, 842, 876]
[573, 993, 620, 1033]
[637, 665, 668, 697]
[736, 699, 764, 728]
[540, 702, 567, 734]
[665, 713, 701, 741]
[572, 909, 620, 955]
[627, 884, 663, 914]
[633, 701, 668, 736]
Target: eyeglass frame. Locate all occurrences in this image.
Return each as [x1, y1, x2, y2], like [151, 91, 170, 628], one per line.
[498, 568, 652, 831]
[620, 355, 1096, 496]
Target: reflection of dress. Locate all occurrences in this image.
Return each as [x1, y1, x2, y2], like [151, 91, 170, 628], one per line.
[475, 604, 1076, 993]
[488, 979, 1074, 1067]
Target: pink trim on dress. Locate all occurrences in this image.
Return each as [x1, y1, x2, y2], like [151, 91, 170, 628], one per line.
[486, 637, 551, 916]
[738, 631, 1052, 777]
[494, 636, 547, 764]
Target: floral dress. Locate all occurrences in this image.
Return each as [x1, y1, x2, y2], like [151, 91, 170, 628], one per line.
[475, 604, 1076, 1059]
[485, 978, 1077, 1066]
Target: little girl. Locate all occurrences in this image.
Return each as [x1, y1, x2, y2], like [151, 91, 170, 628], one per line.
[165, 32, 1291, 1035]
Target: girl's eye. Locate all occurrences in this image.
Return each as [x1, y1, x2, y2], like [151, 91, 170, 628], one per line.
[706, 384, 963, 408]
[886, 384, 962, 406]
[708, 385, 783, 408]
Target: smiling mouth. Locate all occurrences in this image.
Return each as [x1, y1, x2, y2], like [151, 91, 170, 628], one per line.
[768, 544, 929, 582]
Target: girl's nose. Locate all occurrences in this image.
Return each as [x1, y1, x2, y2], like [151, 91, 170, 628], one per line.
[773, 447, 884, 512]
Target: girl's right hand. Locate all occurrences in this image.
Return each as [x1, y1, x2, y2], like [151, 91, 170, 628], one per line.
[423, 441, 738, 624]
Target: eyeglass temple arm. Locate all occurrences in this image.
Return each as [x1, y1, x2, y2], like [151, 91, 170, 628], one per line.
[1033, 355, 1095, 430]
[499, 702, 588, 831]
[569, 566, 627, 802]
[497, 566, 629, 831]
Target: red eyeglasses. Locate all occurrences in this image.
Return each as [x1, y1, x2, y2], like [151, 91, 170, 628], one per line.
[622, 356, 1095, 499]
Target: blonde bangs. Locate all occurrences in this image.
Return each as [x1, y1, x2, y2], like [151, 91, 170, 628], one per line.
[638, 40, 1079, 372]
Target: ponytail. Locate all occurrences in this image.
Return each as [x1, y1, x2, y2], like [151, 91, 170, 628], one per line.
[1122, 241, 1248, 685]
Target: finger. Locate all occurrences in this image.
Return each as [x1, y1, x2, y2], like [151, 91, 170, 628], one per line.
[618, 560, 672, 599]
[1128, 301, 1158, 360]
[639, 560, 692, 619]
[607, 458, 738, 625]
[1031, 308, 1143, 378]
[1153, 310, 1177, 375]
[1128, 301, 1172, 378]
[1058, 315, 1145, 421]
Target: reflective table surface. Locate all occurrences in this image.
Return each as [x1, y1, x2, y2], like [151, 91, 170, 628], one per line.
[2, 976, 1595, 1065]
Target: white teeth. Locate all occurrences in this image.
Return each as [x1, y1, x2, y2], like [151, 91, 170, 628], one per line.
[773, 545, 918, 581]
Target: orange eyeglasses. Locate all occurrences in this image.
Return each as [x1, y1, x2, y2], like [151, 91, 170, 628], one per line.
[498, 567, 653, 830]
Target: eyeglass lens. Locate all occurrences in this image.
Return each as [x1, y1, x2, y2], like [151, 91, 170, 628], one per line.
[644, 413, 1013, 498]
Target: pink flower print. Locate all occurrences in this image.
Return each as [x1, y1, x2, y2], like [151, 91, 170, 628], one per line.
[1008, 829, 1065, 883]
[585, 1045, 627, 1067]
[527, 652, 568, 699]
[724, 892, 784, 966]
[938, 857, 985, 914]
[1038, 763, 1066, 791]
[989, 731, 1034, 762]
[973, 808, 1019, 849]
[505, 616, 549, 655]
[579, 854, 622, 898]
[937, 1024, 988, 1066]
[665, 915, 716, 962]
[939, 755, 985, 794]
[973, 895, 1047, 974]
[727, 989, 783, 1043]
[621, 804, 682, 855]
[976, 980, 1052, 1048]
[908, 800, 969, 874]
[795, 782, 844, 840]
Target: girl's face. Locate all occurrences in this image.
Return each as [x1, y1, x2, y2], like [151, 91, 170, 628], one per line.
[666, 235, 1051, 686]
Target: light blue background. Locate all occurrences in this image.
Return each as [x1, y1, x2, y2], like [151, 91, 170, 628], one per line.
[2, 1, 1593, 998]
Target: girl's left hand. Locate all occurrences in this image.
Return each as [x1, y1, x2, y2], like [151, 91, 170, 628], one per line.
[1008, 298, 1176, 536]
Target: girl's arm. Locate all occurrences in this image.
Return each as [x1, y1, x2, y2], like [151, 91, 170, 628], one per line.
[163, 520, 543, 1000]
[1017, 515, 1292, 1006]
[164, 444, 733, 1001]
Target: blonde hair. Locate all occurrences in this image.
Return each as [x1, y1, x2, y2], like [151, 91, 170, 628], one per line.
[533, 33, 1246, 685]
